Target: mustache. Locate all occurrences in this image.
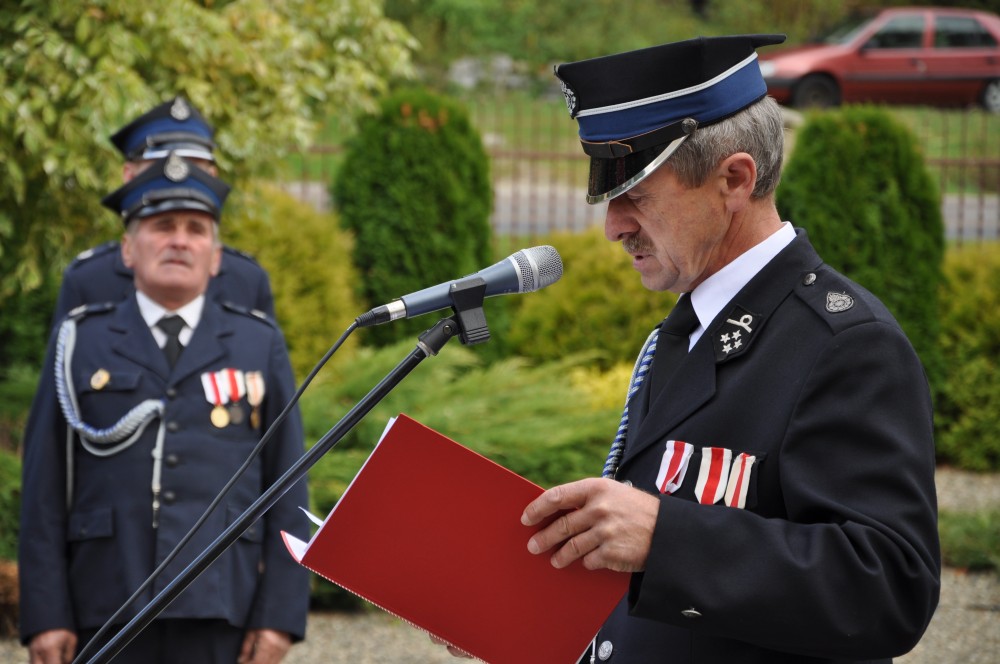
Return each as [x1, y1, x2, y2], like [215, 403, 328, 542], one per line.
[622, 234, 654, 255]
[160, 250, 193, 266]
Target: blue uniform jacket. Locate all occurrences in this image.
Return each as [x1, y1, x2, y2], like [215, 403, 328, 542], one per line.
[585, 231, 940, 664]
[19, 293, 309, 643]
[53, 241, 276, 321]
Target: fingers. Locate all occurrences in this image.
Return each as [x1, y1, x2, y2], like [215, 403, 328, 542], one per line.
[521, 479, 598, 527]
[28, 630, 77, 664]
[523, 478, 659, 573]
[429, 633, 473, 658]
[239, 629, 292, 664]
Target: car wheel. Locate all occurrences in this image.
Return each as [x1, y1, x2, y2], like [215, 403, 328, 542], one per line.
[792, 75, 840, 109]
[982, 79, 1000, 113]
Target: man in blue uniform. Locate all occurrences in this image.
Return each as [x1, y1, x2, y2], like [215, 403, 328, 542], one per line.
[53, 96, 275, 321]
[19, 153, 309, 664]
[518, 35, 940, 663]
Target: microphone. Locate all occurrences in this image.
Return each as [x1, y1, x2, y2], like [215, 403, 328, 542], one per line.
[356, 246, 563, 327]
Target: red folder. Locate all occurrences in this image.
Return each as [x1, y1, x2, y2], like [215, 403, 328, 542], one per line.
[283, 414, 627, 664]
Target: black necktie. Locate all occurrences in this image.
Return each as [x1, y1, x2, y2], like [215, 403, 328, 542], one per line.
[156, 315, 186, 368]
[648, 295, 699, 400]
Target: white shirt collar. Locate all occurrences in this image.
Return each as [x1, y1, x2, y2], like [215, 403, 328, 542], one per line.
[685, 222, 795, 347]
[136, 290, 206, 347]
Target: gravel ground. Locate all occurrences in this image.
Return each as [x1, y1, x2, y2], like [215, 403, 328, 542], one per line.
[2, 468, 997, 663]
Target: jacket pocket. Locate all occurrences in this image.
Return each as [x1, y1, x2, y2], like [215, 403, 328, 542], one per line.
[67, 507, 114, 542]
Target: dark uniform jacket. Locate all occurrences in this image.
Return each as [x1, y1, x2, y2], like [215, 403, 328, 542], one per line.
[53, 241, 276, 321]
[588, 231, 939, 664]
[19, 293, 309, 643]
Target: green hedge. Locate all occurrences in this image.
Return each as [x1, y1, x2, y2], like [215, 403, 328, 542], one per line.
[777, 106, 946, 392]
[333, 88, 493, 348]
[223, 182, 361, 381]
[934, 244, 1000, 471]
[506, 227, 677, 370]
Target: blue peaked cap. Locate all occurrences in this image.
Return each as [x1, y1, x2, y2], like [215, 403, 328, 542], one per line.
[110, 97, 216, 162]
[554, 34, 785, 203]
[101, 153, 230, 225]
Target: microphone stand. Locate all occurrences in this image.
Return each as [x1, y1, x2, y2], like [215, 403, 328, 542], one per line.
[82, 278, 491, 664]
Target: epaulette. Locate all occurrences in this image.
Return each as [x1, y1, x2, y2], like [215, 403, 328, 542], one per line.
[67, 241, 121, 268]
[65, 301, 117, 321]
[222, 300, 276, 327]
[222, 245, 262, 265]
[794, 266, 876, 334]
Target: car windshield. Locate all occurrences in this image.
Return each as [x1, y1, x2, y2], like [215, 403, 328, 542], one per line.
[812, 12, 878, 45]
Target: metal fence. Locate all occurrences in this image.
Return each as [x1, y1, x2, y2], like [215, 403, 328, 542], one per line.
[280, 99, 999, 243]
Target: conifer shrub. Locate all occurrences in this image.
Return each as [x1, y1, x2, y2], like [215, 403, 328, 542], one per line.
[332, 89, 493, 347]
[224, 182, 361, 380]
[776, 106, 945, 392]
[506, 227, 676, 369]
[934, 244, 1000, 471]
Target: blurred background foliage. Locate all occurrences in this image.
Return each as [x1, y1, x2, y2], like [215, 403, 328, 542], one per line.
[2, 0, 999, 615]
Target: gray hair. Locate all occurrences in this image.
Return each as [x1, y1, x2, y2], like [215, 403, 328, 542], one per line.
[665, 95, 784, 199]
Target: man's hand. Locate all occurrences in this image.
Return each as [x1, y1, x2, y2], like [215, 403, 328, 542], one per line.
[238, 629, 292, 664]
[28, 629, 77, 664]
[521, 477, 660, 573]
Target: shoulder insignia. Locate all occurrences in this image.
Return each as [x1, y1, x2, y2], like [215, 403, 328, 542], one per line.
[825, 291, 855, 313]
[70, 241, 120, 266]
[712, 305, 764, 363]
[67, 301, 116, 320]
[222, 245, 262, 264]
[222, 300, 275, 327]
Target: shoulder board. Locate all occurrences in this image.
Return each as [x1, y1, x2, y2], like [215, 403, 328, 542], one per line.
[222, 300, 276, 327]
[794, 266, 876, 333]
[222, 245, 262, 265]
[66, 301, 117, 321]
[69, 241, 121, 267]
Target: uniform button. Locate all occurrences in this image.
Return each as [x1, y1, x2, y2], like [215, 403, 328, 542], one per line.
[165, 453, 180, 468]
[165, 387, 178, 399]
[622, 480, 633, 488]
[162, 490, 177, 504]
[166, 421, 179, 432]
[803, 273, 817, 286]
[597, 640, 613, 661]
[681, 607, 702, 619]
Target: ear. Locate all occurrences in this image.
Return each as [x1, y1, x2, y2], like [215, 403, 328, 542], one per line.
[718, 153, 757, 213]
[209, 243, 222, 277]
[121, 233, 134, 268]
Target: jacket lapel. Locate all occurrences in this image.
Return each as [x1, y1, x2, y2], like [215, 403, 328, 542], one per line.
[110, 295, 170, 378]
[620, 230, 823, 469]
[170, 300, 230, 384]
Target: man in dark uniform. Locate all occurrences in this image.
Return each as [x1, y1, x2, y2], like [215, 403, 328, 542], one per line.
[53, 96, 275, 321]
[19, 153, 309, 664]
[519, 35, 940, 663]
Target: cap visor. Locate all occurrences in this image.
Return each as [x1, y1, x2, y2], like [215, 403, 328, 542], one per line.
[586, 135, 689, 204]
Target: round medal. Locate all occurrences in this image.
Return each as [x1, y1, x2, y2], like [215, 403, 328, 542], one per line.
[90, 369, 111, 390]
[228, 403, 245, 425]
[211, 405, 230, 428]
[250, 407, 261, 430]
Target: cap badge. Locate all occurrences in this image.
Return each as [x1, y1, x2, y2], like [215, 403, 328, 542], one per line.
[559, 79, 578, 118]
[164, 153, 190, 182]
[170, 97, 191, 121]
[826, 291, 855, 313]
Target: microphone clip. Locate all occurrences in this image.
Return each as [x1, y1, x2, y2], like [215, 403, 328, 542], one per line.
[447, 276, 491, 345]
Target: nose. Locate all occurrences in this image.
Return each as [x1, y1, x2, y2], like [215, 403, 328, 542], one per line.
[605, 196, 639, 242]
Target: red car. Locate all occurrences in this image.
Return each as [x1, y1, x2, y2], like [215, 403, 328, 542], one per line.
[759, 6, 1000, 111]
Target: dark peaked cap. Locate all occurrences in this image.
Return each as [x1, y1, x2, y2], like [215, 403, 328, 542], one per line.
[110, 96, 216, 163]
[555, 34, 785, 203]
[102, 152, 230, 226]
